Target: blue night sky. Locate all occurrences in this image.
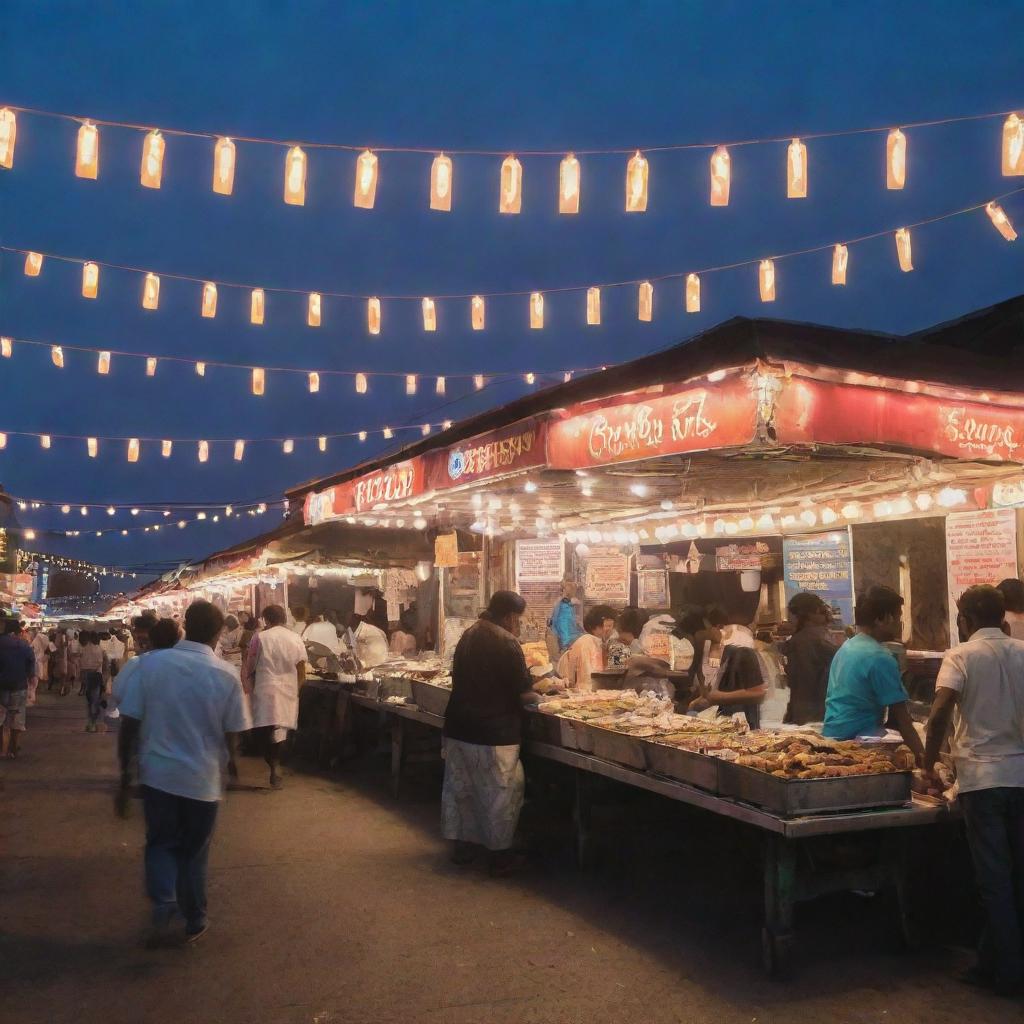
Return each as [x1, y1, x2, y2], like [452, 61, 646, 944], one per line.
[2, 1, 1023, 587]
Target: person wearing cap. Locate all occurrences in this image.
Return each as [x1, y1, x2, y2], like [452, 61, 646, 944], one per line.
[442, 590, 537, 875]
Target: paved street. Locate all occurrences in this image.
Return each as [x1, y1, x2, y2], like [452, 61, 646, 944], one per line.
[1, 691, 1013, 1024]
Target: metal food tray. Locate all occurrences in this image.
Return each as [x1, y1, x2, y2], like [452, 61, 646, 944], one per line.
[528, 710, 564, 745]
[410, 680, 451, 717]
[583, 723, 648, 770]
[716, 758, 912, 816]
[642, 740, 720, 793]
[377, 676, 415, 702]
[357, 677, 382, 701]
[557, 717, 596, 753]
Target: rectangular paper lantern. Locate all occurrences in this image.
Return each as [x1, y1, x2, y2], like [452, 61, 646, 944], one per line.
[82, 262, 99, 298]
[625, 151, 648, 211]
[142, 272, 160, 309]
[202, 281, 218, 318]
[213, 137, 236, 195]
[354, 150, 378, 208]
[76, 122, 99, 178]
[140, 130, 165, 188]
[499, 155, 522, 213]
[307, 292, 321, 327]
[832, 244, 849, 285]
[24, 251, 42, 276]
[759, 259, 776, 302]
[430, 153, 453, 211]
[529, 292, 544, 329]
[250, 288, 265, 324]
[685, 273, 701, 313]
[422, 297, 437, 331]
[587, 286, 601, 325]
[284, 146, 307, 204]
[559, 153, 580, 213]
[471, 295, 485, 330]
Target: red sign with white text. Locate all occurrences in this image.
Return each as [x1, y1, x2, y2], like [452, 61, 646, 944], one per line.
[424, 419, 547, 490]
[774, 378, 1024, 462]
[304, 459, 424, 524]
[546, 377, 759, 469]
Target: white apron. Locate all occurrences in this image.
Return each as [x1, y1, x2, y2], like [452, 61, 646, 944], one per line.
[251, 625, 307, 731]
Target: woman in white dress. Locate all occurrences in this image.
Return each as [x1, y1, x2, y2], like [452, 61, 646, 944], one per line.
[243, 605, 307, 788]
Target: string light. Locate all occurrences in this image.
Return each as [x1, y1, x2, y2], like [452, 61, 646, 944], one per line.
[422, 297, 437, 331]
[195, 361, 206, 376]
[831, 244, 849, 285]
[307, 292, 321, 327]
[638, 281, 653, 322]
[146, 357, 157, 377]
[24, 251, 42, 276]
[354, 150, 378, 208]
[471, 295, 485, 330]
[985, 201, 1018, 241]
[530, 291, 544, 329]
[367, 297, 382, 335]
[282, 439, 294, 454]
[212, 136, 236, 195]
[474, 374, 485, 390]
[198, 440, 209, 463]
[142, 272, 160, 309]
[233, 440, 245, 461]
[625, 151, 648, 211]
[685, 273, 700, 312]
[709, 146, 730, 206]
[250, 288, 265, 324]
[251, 367, 265, 396]
[97, 350, 111, 375]
[499, 155, 522, 214]
[40, 434, 51, 449]
[435, 376, 446, 395]
[140, 130, 165, 188]
[51, 345, 64, 368]
[759, 259, 776, 302]
[1, 338, 10, 358]
[895, 227, 913, 271]
[308, 371, 320, 393]
[0, 107, 16, 168]
[1003, 113, 1024, 176]
[162, 440, 173, 457]
[284, 146, 307, 204]
[787, 138, 807, 198]
[559, 153, 581, 214]
[430, 153, 453, 211]
[75, 121, 99, 178]
[81, 261, 99, 298]
[886, 128, 907, 190]
[355, 372, 368, 394]
[405, 373, 417, 395]
[127, 438, 140, 463]
[586, 286, 601, 325]
[201, 281, 218, 318]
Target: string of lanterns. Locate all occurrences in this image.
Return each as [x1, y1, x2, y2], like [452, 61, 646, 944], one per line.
[11, 495, 270, 516]
[2, 104, 1022, 215]
[0, 331, 587, 397]
[17, 549, 139, 579]
[3, 188, 1020, 338]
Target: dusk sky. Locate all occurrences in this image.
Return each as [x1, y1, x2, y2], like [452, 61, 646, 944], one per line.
[2, 1, 1023, 588]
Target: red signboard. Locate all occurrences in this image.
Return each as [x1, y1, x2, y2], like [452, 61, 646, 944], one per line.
[546, 376, 760, 470]
[304, 459, 424, 524]
[774, 378, 1024, 462]
[425, 419, 547, 490]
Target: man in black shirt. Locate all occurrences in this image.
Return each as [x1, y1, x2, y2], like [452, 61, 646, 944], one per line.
[442, 591, 536, 874]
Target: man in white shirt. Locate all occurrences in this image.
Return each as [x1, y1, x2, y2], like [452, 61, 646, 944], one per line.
[117, 600, 251, 945]
[926, 584, 1024, 996]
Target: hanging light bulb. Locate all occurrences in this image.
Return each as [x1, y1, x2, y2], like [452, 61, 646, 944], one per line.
[365, 296, 382, 335]
[195, 361, 206, 377]
[499, 155, 523, 213]
[358, 430, 367, 441]
[24, 251, 43, 276]
[586, 286, 601, 325]
[0, 338, 10, 358]
[435, 376, 446, 395]
[82, 262, 99, 298]
[1002, 113, 1024, 176]
[421, 424, 431, 436]
[308, 371, 320, 393]
[354, 150, 378, 208]
[283, 146, 307, 204]
[382, 426, 393, 439]
[405, 373, 418, 395]
[40, 434, 51, 449]
[886, 128, 907, 190]
[51, 345, 65, 368]
[0, 107, 15, 169]
[127, 438, 140, 463]
[251, 367, 265, 395]
[140, 130, 165, 188]
[76, 121, 99, 178]
[474, 374, 485, 390]
[430, 153, 453, 211]
[625, 150, 648, 211]
[61, 504, 71, 514]
[525, 372, 536, 385]
[786, 138, 807, 198]
[559, 153, 581, 214]
[97, 351, 111, 375]
[142, 272, 160, 310]
[471, 295, 485, 330]
[422, 297, 437, 331]
[146, 357, 157, 377]
[759, 259, 776, 302]
[530, 292, 544, 329]
[233, 439, 245, 461]
[832, 243, 849, 285]
[282, 439, 294, 454]
[107, 505, 116, 516]
[985, 201, 1018, 241]
[201, 281, 218, 318]
[355, 372, 368, 394]
[685, 273, 701, 313]
[638, 281, 653, 322]
[0, 433, 6, 449]
[303, 291, 322, 327]
[895, 227, 913, 271]
[198, 440, 209, 463]
[212, 136, 236, 194]
[87, 437, 98, 458]
[709, 146, 730, 206]
[250, 288, 265, 324]
[162, 440, 172, 457]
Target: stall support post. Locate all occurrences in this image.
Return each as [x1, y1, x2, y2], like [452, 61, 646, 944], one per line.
[762, 834, 797, 978]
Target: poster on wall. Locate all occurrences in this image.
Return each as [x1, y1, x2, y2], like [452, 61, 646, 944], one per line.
[637, 569, 669, 608]
[783, 531, 855, 628]
[515, 538, 565, 585]
[945, 508, 1018, 641]
[434, 532, 459, 568]
[715, 542, 768, 571]
[583, 550, 630, 603]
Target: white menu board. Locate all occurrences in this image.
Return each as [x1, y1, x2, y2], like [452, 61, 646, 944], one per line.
[515, 538, 565, 585]
[584, 552, 630, 603]
[945, 508, 1018, 643]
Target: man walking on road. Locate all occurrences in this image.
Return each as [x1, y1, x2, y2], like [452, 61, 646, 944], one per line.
[117, 600, 251, 945]
[0, 618, 35, 759]
[925, 585, 1024, 997]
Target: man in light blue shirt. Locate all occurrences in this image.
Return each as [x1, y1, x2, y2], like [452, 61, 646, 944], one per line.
[118, 600, 251, 945]
[822, 585, 924, 765]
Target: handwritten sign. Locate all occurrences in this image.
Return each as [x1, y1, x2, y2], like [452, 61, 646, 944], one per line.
[584, 552, 629, 603]
[434, 533, 459, 568]
[946, 509, 1018, 642]
[515, 538, 565, 585]
[783, 532, 855, 628]
[637, 569, 669, 608]
[715, 542, 768, 572]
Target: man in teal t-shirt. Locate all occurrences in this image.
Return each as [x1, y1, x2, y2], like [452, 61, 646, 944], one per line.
[822, 585, 924, 765]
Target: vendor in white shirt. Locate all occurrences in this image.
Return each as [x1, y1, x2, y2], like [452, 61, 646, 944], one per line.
[301, 612, 343, 655]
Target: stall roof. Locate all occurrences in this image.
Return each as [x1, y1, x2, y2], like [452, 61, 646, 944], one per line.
[286, 304, 1024, 503]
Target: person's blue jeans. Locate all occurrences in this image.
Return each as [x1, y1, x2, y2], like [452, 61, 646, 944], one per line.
[141, 785, 219, 932]
[83, 671, 104, 724]
[960, 786, 1024, 991]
